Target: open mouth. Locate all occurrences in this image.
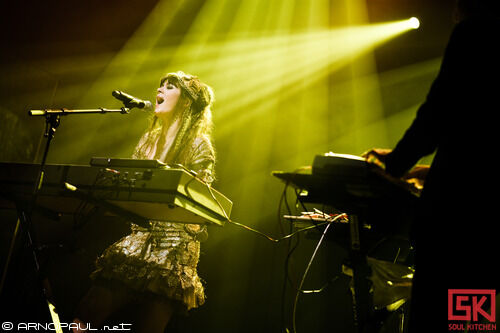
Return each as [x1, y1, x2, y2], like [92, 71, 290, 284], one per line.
[156, 95, 164, 105]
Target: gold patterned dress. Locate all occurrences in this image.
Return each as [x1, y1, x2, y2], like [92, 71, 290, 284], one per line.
[90, 136, 215, 312]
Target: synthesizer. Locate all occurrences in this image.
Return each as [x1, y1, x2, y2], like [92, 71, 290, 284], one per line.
[0, 161, 232, 227]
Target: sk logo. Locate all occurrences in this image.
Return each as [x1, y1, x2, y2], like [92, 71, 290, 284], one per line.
[448, 289, 496, 322]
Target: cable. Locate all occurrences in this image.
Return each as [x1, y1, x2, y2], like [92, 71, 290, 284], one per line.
[204, 179, 345, 242]
[203, 174, 345, 332]
[226, 219, 335, 243]
[300, 275, 339, 294]
[292, 221, 333, 333]
[279, 184, 344, 330]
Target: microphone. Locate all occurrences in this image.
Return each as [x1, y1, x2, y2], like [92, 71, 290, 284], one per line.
[112, 90, 152, 110]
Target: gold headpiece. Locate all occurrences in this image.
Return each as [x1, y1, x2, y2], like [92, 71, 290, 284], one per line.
[160, 71, 213, 112]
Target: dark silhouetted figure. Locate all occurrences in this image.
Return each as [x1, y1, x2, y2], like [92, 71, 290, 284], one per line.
[366, 0, 500, 331]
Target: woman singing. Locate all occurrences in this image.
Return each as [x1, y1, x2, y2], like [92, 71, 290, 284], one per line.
[73, 71, 216, 333]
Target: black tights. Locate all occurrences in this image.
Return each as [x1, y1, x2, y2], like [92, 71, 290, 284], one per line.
[73, 283, 174, 333]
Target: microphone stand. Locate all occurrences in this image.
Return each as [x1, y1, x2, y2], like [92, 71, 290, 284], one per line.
[28, 107, 130, 212]
[29, 107, 130, 117]
[0, 106, 130, 325]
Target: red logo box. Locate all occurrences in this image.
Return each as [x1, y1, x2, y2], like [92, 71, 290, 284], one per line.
[448, 289, 496, 322]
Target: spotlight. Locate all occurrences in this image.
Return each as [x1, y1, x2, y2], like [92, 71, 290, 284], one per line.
[408, 17, 420, 29]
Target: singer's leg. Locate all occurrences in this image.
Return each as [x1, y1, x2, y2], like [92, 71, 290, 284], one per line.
[134, 297, 174, 333]
[72, 283, 131, 332]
